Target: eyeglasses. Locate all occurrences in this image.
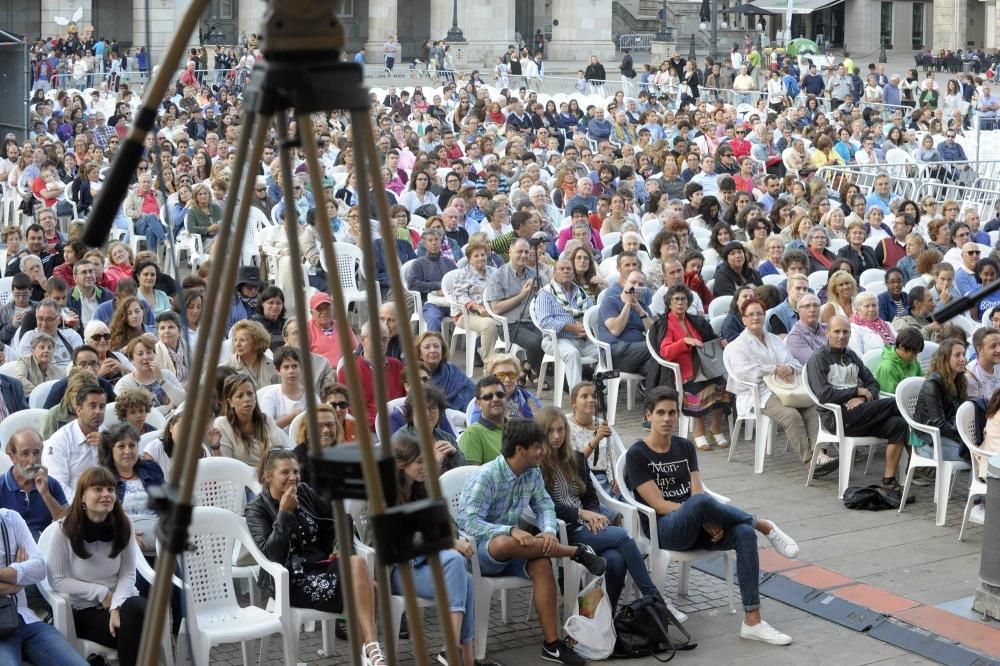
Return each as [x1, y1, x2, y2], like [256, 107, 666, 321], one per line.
[478, 390, 506, 402]
[328, 400, 349, 409]
[965, 250, 981, 256]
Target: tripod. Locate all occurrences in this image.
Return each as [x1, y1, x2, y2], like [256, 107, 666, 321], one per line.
[80, 2, 462, 665]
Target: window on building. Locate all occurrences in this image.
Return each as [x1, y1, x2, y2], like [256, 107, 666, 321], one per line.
[911, 3, 924, 50]
[879, 2, 893, 47]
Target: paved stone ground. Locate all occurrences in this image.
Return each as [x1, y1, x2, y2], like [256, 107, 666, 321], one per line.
[201, 349, 993, 665]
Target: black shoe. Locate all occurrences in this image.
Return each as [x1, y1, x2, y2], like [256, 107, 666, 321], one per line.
[813, 457, 839, 478]
[474, 354, 485, 368]
[571, 544, 607, 576]
[399, 612, 410, 639]
[882, 477, 902, 493]
[336, 618, 348, 640]
[475, 659, 506, 666]
[541, 639, 586, 665]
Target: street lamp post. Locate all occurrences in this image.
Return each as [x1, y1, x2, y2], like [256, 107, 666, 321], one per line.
[446, 0, 465, 42]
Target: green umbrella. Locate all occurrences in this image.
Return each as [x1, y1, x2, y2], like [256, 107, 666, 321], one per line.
[787, 38, 819, 57]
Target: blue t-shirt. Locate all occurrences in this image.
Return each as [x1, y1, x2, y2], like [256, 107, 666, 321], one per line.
[0, 469, 67, 539]
[597, 282, 653, 343]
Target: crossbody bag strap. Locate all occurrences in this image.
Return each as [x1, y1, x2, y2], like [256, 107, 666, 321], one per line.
[1, 516, 15, 608]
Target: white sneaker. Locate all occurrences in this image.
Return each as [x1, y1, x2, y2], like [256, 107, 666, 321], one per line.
[969, 503, 986, 525]
[765, 523, 799, 559]
[741, 620, 792, 645]
[666, 601, 688, 624]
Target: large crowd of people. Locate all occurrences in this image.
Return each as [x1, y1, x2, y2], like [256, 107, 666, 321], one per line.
[1, 29, 999, 666]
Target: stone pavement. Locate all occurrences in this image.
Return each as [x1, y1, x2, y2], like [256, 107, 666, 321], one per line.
[206, 361, 998, 666]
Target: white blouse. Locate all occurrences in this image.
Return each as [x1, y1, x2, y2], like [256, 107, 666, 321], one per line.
[725, 328, 802, 415]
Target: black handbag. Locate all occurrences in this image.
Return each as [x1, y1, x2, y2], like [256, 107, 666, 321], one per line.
[612, 595, 696, 661]
[0, 518, 20, 637]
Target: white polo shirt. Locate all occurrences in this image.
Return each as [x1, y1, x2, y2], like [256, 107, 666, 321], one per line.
[42, 420, 99, 498]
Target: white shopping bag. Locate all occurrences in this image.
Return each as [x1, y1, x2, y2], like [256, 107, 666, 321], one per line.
[564, 575, 616, 660]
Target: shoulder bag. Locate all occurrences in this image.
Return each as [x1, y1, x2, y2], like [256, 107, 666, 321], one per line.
[694, 338, 725, 380]
[763, 371, 813, 409]
[0, 517, 20, 637]
[612, 595, 696, 661]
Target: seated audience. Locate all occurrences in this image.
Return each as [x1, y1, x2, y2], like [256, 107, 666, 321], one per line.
[46, 467, 148, 666]
[338, 321, 405, 431]
[395, 387, 466, 472]
[2, 428, 67, 539]
[806, 316, 907, 491]
[537, 407, 674, 613]
[14, 332, 65, 396]
[459, 375, 508, 465]
[114, 335, 186, 414]
[913, 338, 969, 463]
[966, 327, 1000, 400]
[536, 258, 599, 391]
[246, 449, 388, 665]
[418, 331, 475, 411]
[877, 268, 909, 323]
[42, 382, 107, 497]
[458, 419, 607, 666]
[224, 319, 279, 389]
[214, 372, 290, 466]
[98, 423, 164, 553]
[625, 387, 798, 646]
[257, 346, 309, 433]
[874, 328, 925, 394]
[654, 285, 730, 450]
[849, 291, 895, 355]
[892, 285, 941, 341]
[565, 381, 623, 496]
[726, 297, 835, 475]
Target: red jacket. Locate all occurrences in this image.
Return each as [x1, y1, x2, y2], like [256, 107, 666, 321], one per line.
[338, 354, 405, 429]
[659, 311, 704, 382]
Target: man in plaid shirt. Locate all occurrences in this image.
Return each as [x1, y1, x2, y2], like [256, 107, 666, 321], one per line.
[458, 419, 607, 665]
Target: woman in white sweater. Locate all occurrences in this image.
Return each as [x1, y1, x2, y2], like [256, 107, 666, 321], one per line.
[46, 466, 147, 666]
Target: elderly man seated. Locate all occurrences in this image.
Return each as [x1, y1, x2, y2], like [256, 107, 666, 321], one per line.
[16, 298, 84, 369]
[805, 315, 908, 492]
[535, 258, 599, 391]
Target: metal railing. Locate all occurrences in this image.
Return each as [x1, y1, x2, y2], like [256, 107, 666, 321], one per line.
[814, 163, 920, 200]
[617, 34, 656, 52]
[914, 181, 1000, 219]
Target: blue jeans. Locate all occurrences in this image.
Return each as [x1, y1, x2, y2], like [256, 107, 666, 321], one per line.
[567, 524, 659, 609]
[135, 213, 167, 252]
[655, 493, 760, 611]
[392, 549, 474, 644]
[915, 435, 964, 461]
[0, 617, 89, 665]
[422, 303, 450, 332]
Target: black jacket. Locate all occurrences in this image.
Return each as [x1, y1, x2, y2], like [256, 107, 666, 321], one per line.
[712, 262, 763, 297]
[0, 375, 28, 414]
[914, 372, 962, 442]
[836, 244, 880, 276]
[245, 483, 336, 601]
[584, 63, 607, 83]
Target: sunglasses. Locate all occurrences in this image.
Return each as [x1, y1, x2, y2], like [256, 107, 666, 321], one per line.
[329, 400, 350, 409]
[494, 371, 518, 381]
[478, 390, 506, 402]
[90, 333, 111, 341]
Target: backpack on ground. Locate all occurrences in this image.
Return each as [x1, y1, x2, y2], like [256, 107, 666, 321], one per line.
[611, 595, 697, 661]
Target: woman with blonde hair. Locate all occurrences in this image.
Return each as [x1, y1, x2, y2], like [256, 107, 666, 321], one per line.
[449, 240, 498, 366]
[819, 207, 847, 240]
[820, 270, 858, 323]
[104, 241, 134, 292]
[185, 182, 223, 248]
[223, 319, 279, 388]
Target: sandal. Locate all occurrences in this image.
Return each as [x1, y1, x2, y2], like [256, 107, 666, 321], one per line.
[713, 433, 730, 449]
[694, 436, 711, 451]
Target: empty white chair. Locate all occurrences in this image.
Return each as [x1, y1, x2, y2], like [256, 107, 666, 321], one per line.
[894, 377, 971, 526]
[174, 507, 295, 666]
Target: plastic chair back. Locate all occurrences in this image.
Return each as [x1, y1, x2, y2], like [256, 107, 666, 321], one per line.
[440, 466, 479, 522]
[0, 409, 47, 446]
[194, 457, 258, 515]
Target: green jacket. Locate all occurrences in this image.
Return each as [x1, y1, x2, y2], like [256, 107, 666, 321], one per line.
[874, 345, 922, 394]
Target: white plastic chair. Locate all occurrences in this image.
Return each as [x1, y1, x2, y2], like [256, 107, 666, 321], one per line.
[707, 295, 732, 319]
[440, 466, 535, 661]
[194, 457, 264, 606]
[37, 525, 175, 665]
[802, 373, 887, 498]
[722, 345, 776, 474]
[28, 378, 60, 409]
[582, 306, 642, 426]
[318, 242, 380, 325]
[441, 269, 484, 372]
[0, 276, 12, 305]
[0, 360, 17, 378]
[807, 270, 828, 292]
[643, 328, 689, 438]
[530, 299, 596, 407]
[862, 348, 883, 376]
[174, 507, 295, 666]
[859, 268, 886, 289]
[903, 276, 927, 293]
[0, 408, 47, 445]
[955, 401, 989, 541]
[761, 273, 784, 286]
[400, 259, 426, 334]
[613, 455, 736, 614]
[917, 341, 938, 373]
[894, 377, 971, 526]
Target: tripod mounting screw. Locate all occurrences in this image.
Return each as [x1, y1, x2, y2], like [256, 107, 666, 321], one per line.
[369, 499, 456, 566]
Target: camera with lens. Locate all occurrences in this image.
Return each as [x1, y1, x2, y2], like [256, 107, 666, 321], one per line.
[529, 231, 549, 247]
[592, 370, 621, 383]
